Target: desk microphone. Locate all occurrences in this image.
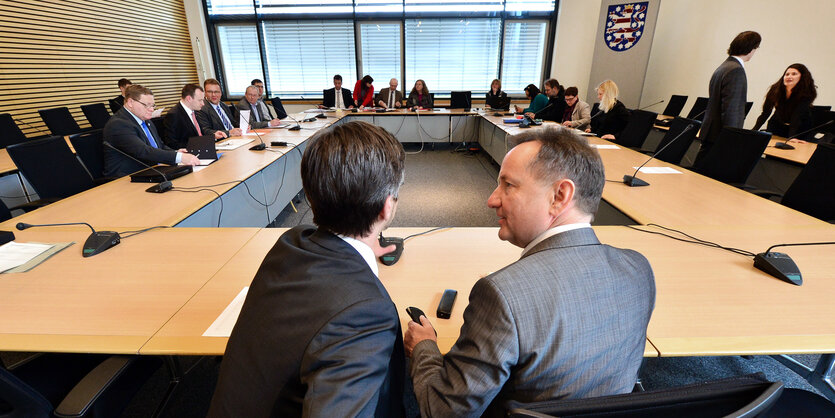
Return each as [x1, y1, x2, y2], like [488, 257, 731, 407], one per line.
[521, 102, 554, 128]
[623, 123, 696, 187]
[636, 98, 664, 111]
[248, 125, 267, 150]
[284, 114, 303, 130]
[103, 141, 173, 193]
[754, 241, 835, 286]
[773, 120, 833, 150]
[16, 222, 120, 257]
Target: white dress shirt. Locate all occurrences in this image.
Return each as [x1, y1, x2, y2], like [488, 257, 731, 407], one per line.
[338, 234, 379, 277]
[335, 88, 344, 109]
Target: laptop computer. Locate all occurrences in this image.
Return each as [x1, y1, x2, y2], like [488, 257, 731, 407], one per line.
[491, 96, 511, 111]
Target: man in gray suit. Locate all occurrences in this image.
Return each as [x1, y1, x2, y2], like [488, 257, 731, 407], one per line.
[405, 126, 655, 417]
[696, 31, 761, 166]
[237, 85, 282, 129]
[376, 78, 405, 109]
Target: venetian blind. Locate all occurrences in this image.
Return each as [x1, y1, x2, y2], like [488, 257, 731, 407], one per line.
[0, 0, 199, 137]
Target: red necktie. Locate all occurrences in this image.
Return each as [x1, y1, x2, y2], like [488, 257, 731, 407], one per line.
[191, 111, 202, 136]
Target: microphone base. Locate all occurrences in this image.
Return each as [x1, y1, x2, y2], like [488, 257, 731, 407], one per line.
[83, 231, 121, 257]
[623, 175, 649, 187]
[754, 252, 802, 285]
[249, 143, 267, 151]
[146, 181, 173, 193]
[289, 125, 301, 131]
[774, 142, 795, 150]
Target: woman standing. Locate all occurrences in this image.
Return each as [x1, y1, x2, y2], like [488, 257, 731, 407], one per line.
[753, 63, 816, 139]
[353, 75, 375, 108]
[407, 79, 433, 109]
[587, 80, 630, 140]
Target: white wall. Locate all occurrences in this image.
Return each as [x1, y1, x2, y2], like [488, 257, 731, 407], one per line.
[640, 0, 834, 127]
[551, 0, 601, 102]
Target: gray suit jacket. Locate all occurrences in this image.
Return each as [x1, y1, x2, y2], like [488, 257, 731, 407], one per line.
[237, 98, 274, 129]
[569, 100, 592, 130]
[699, 57, 747, 146]
[376, 88, 404, 108]
[410, 228, 655, 417]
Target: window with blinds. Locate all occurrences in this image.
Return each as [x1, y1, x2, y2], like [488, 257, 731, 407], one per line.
[355, 0, 403, 14]
[404, 19, 500, 94]
[501, 20, 547, 94]
[359, 23, 402, 83]
[256, 0, 354, 16]
[404, 0, 503, 13]
[216, 24, 264, 96]
[261, 20, 357, 96]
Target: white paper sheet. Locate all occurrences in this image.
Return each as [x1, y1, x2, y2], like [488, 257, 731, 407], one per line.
[215, 139, 255, 150]
[203, 287, 249, 337]
[0, 242, 54, 273]
[593, 144, 620, 149]
[239, 110, 251, 134]
[632, 167, 683, 174]
[151, 107, 165, 118]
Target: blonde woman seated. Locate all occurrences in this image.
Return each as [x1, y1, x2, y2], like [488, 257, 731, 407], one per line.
[586, 80, 630, 140]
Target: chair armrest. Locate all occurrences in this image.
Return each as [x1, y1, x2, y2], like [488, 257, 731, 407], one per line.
[11, 198, 62, 213]
[730, 183, 757, 191]
[748, 189, 784, 200]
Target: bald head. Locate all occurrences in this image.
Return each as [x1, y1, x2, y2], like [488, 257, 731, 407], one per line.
[389, 78, 398, 90]
[245, 85, 260, 105]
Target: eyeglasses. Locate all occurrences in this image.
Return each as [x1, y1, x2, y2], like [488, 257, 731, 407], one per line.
[135, 100, 155, 110]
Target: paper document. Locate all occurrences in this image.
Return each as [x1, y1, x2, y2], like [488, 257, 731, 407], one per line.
[239, 110, 251, 134]
[197, 159, 216, 166]
[632, 167, 683, 174]
[216, 138, 254, 150]
[593, 144, 620, 149]
[0, 242, 54, 273]
[203, 287, 249, 337]
[151, 107, 165, 118]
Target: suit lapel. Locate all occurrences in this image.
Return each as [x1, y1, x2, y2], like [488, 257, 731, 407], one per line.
[522, 228, 601, 260]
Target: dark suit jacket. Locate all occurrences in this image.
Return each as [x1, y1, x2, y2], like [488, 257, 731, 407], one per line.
[323, 87, 355, 108]
[375, 88, 403, 108]
[163, 102, 200, 149]
[700, 57, 747, 146]
[535, 92, 567, 122]
[109, 95, 124, 113]
[208, 226, 406, 418]
[410, 228, 655, 417]
[102, 108, 177, 178]
[591, 100, 630, 138]
[196, 99, 238, 137]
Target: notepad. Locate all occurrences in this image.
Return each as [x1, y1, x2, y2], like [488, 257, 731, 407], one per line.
[0, 242, 55, 273]
[632, 167, 682, 174]
[203, 287, 249, 337]
[593, 144, 620, 149]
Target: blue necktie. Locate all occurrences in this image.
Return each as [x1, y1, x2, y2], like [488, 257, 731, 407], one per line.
[216, 104, 232, 130]
[251, 103, 261, 122]
[141, 121, 158, 148]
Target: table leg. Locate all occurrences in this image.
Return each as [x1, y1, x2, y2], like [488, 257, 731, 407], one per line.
[771, 354, 835, 402]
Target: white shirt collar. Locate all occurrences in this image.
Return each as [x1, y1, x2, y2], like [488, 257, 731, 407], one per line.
[731, 55, 745, 69]
[179, 100, 195, 117]
[337, 235, 379, 277]
[125, 108, 144, 125]
[521, 223, 591, 257]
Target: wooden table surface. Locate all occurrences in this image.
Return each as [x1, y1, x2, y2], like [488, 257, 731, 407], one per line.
[764, 136, 816, 165]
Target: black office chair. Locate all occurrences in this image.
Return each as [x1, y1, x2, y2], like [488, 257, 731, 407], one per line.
[744, 101, 753, 116]
[686, 97, 709, 121]
[615, 109, 657, 149]
[1, 353, 161, 418]
[80, 103, 111, 130]
[775, 143, 835, 222]
[653, 117, 701, 165]
[695, 127, 771, 188]
[0, 113, 32, 148]
[70, 130, 108, 181]
[810, 105, 831, 126]
[6, 135, 96, 200]
[38, 107, 84, 136]
[269, 97, 288, 120]
[661, 95, 688, 117]
[507, 373, 833, 418]
[150, 116, 166, 138]
[806, 109, 834, 142]
[108, 98, 122, 114]
[0, 199, 13, 222]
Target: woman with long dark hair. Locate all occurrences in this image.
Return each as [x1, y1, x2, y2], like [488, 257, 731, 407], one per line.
[516, 84, 548, 114]
[753, 63, 817, 139]
[407, 79, 433, 109]
[353, 75, 375, 108]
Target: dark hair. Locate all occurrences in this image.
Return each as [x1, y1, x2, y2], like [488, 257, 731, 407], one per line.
[124, 84, 153, 101]
[118, 78, 132, 88]
[544, 78, 564, 95]
[410, 79, 429, 96]
[204, 78, 221, 89]
[301, 120, 405, 237]
[511, 126, 605, 216]
[333, 74, 343, 81]
[727, 31, 761, 56]
[762, 63, 817, 111]
[565, 86, 579, 97]
[361, 75, 374, 85]
[181, 83, 203, 99]
[251, 79, 263, 85]
[524, 84, 540, 98]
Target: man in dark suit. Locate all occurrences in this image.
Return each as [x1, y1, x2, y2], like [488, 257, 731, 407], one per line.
[696, 31, 761, 166]
[405, 126, 656, 417]
[320, 74, 355, 109]
[208, 120, 407, 417]
[108, 78, 131, 113]
[237, 85, 282, 129]
[164, 83, 226, 149]
[102, 84, 200, 178]
[196, 78, 241, 138]
[376, 78, 404, 109]
[526, 78, 566, 122]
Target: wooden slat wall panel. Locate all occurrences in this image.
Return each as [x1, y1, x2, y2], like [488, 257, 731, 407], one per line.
[0, 0, 198, 137]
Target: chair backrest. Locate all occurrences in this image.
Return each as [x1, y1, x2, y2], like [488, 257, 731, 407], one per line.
[0, 199, 12, 223]
[744, 101, 753, 116]
[80, 103, 111, 130]
[6, 136, 95, 199]
[150, 116, 166, 137]
[0, 113, 28, 149]
[696, 127, 772, 185]
[0, 365, 54, 417]
[810, 105, 831, 127]
[70, 129, 106, 179]
[661, 95, 688, 117]
[615, 109, 657, 148]
[269, 97, 288, 119]
[686, 97, 709, 121]
[108, 97, 122, 113]
[38, 107, 82, 136]
[781, 143, 835, 221]
[654, 117, 701, 165]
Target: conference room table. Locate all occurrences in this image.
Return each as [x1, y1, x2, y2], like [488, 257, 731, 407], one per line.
[1, 109, 833, 400]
